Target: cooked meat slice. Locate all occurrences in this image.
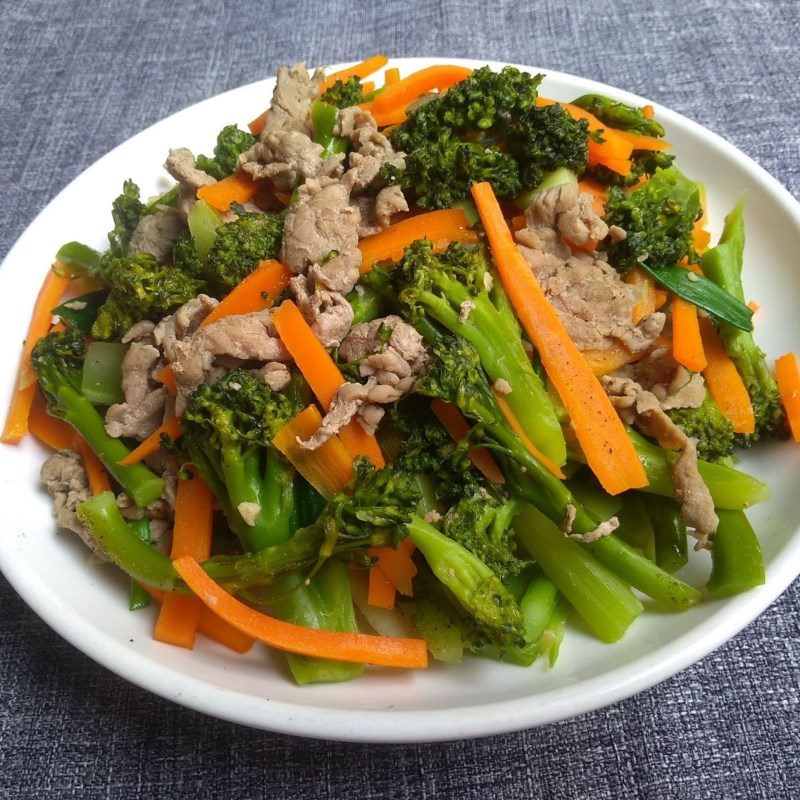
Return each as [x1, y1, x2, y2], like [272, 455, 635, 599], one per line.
[601, 374, 718, 546]
[567, 516, 620, 542]
[352, 186, 409, 237]
[164, 148, 216, 217]
[662, 369, 707, 410]
[238, 130, 344, 192]
[129, 207, 185, 261]
[121, 320, 156, 345]
[336, 107, 405, 169]
[40, 450, 105, 557]
[153, 294, 218, 362]
[171, 309, 290, 413]
[289, 275, 354, 349]
[252, 361, 291, 391]
[105, 344, 169, 440]
[357, 403, 385, 436]
[280, 177, 362, 293]
[517, 183, 608, 257]
[517, 248, 665, 354]
[262, 61, 324, 137]
[615, 346, 707, 410]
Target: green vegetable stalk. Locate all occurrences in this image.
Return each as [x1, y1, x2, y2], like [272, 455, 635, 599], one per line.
[646, 495, 689, 574]
[311, 101, 349, 158]
[706, 510, 765, 599]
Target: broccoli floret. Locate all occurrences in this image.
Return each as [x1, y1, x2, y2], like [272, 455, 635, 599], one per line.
[587, 150, 674, 188]
[441, 494, 529, 582]
[205, 210, 285, 295]
[181, 369, 303, 550]
[195, 125, 257, 180]
[31, 328, 164, 507]
[571, 94, 666, 138]
[667, 393, 735, 463]
[107, 180, 145, 257]
[601, 165, 701, 273]
[320, 76, 366, 108]
[385, 66, 588, 209]
[699, 201, 784, 444]
[92, 251, 206, 340]
[389, 240, 565, 464]
[171, 229, 203, 275]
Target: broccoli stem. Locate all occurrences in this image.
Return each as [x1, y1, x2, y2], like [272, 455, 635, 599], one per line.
[706, 510, 765, 599]
[646, 495, 689, 574]
[518, 572, 560, 645]
[54, 384, 164, 507]
[76, 493, 182, 590]
[259, 451, 296, 546]
[614, 494, 656, 562]
[55, 242, 102, 276]
[128, 518, 153, 611]
[346, 285, 390, 325]
[268, 561, 364, 685]
[513, 504, 642, 643]
[537, 598, 569, 668]
[626, 429, 771, 509]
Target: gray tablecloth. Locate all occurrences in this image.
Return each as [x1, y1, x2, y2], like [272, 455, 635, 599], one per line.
[1, 1, 799, 797]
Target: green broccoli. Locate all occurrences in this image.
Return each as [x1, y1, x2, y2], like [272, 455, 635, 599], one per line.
[107, 179, 145, 257]
[92, 251, 206, 340]
[205, 210, 285, 295]
[30, 328, 164, 507]
[320, 76, 366, 108]
[384, 66, 588, 209]
[180, 369, 303, 551]
[667, 393, 735, 462]
[170, 228, 203, 275]
[196, 125, 257, 180]
[570, 94, 666, 137]
[700, 200, 784, 444]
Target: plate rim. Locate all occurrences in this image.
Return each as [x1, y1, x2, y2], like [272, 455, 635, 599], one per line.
[1, 56, 799, 743]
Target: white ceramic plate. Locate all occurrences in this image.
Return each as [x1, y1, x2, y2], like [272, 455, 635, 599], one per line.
[1, 58, 798, 743]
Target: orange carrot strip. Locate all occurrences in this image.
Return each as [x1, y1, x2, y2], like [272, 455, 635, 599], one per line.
[368, 65, 472, 115]
[692, 185, 711, 253]
[248, 109, 269, 136]
[359, 208, 476, 273]
[174, 556, 428, 668]
[273, 405, 355, 498]
[197, 173, 260, 212]
[642, 105, 655, 119]
[201, 260, 290, 327]
[592, 155, 633, 175]
[156, 364, 177, 395]
[3, 268, 72, 444]
[775, 352, 800, 443]
[431, 398, 506, 484]
[614, 130, 672, 152]
[384, 67, 401, 86]
[747, 300, 760, 313]
[321, 54, 389, 92]
[369, 542, 417, 596]
[272, 300, 384, 467]
[118, 416, 183, 466]
[577, 179, 607, 215]
[74, 437, 112, 495]
[672, 298, 707, 372]
[699, 317, 755, 435]
[361, 81, 375, 95]
[471, 181, 647, 495]
[154, 473, 215, 649]
[369, 106, 411, 128]
[626, 266, 658, 324]
[581, 343, 639, 377]
[367, 565, 397, 610]
[28, 394, 74, 450]
[493, 391, 565, 479]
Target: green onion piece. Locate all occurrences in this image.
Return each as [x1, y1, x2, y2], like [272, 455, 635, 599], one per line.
[647, 495, 688, 574]
[53, 290, 108, 335]
[81, 342, 127, 406]
[55, 242, 103, 276]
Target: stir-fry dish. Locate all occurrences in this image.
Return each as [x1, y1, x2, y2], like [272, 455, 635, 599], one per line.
[5, 56, 800, 684]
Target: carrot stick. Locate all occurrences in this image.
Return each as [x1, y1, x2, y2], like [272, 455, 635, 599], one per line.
[369, 540, 417, 596]
[321, 54, 389, 92]
[431, 398, 506, 484]
[614, 130, 672, 151]
[201, 260, 290, 327]
[359, 208, 477, 273]
[581, 343, 639, 377]
[156, 364, 177, 395]
[775, 352, 800, 443]
[493, 391, 565, 479]
[642, 105, 655, 119]
[367, 565, 397, 610]
[248, 109, 269, 136]
[272, 405, 355, 498]
[384, 67, 401, 86]
[672, 298, 707, 372]
[118, 416, 183, 466]
[577, 180, 607, 216]
[73, 437, 112, 495]
[471, 181, 647, 495]
[154, 473, 214, 649]
[28, 393, 74, 450]
[626, 266, 659, 324]
[747, 300, 760, 313]
[197, 173, 261, 212]
[699, 317, 756, 434]
[368, 65, 472, 116]
[361, 81, 375, 96]
[272, 301, 385, 467]
[3, 268, 72, 444]
[173, 556, 428, 668]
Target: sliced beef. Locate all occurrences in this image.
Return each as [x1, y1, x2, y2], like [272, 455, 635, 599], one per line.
[353, 186, 409, 238]
[129, 207, 185, 261]
[171, 309, 290, 413]
[289, 275, 354, 350]
[252, 362, 291, 391]
[105, 343, 168, 440]
[122, 320, 157, 344]
[615, 346, 707, 410]
[153, 294, 218, 363]
[238, 130, 344, 192]
[601, 374, 718, 547]
[280, 177, 362, 293]
[164, 148, 216, 217]
[262, 62, 324, 137]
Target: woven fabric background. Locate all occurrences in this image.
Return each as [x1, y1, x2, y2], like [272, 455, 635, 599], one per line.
[1, 1, 799, 797]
